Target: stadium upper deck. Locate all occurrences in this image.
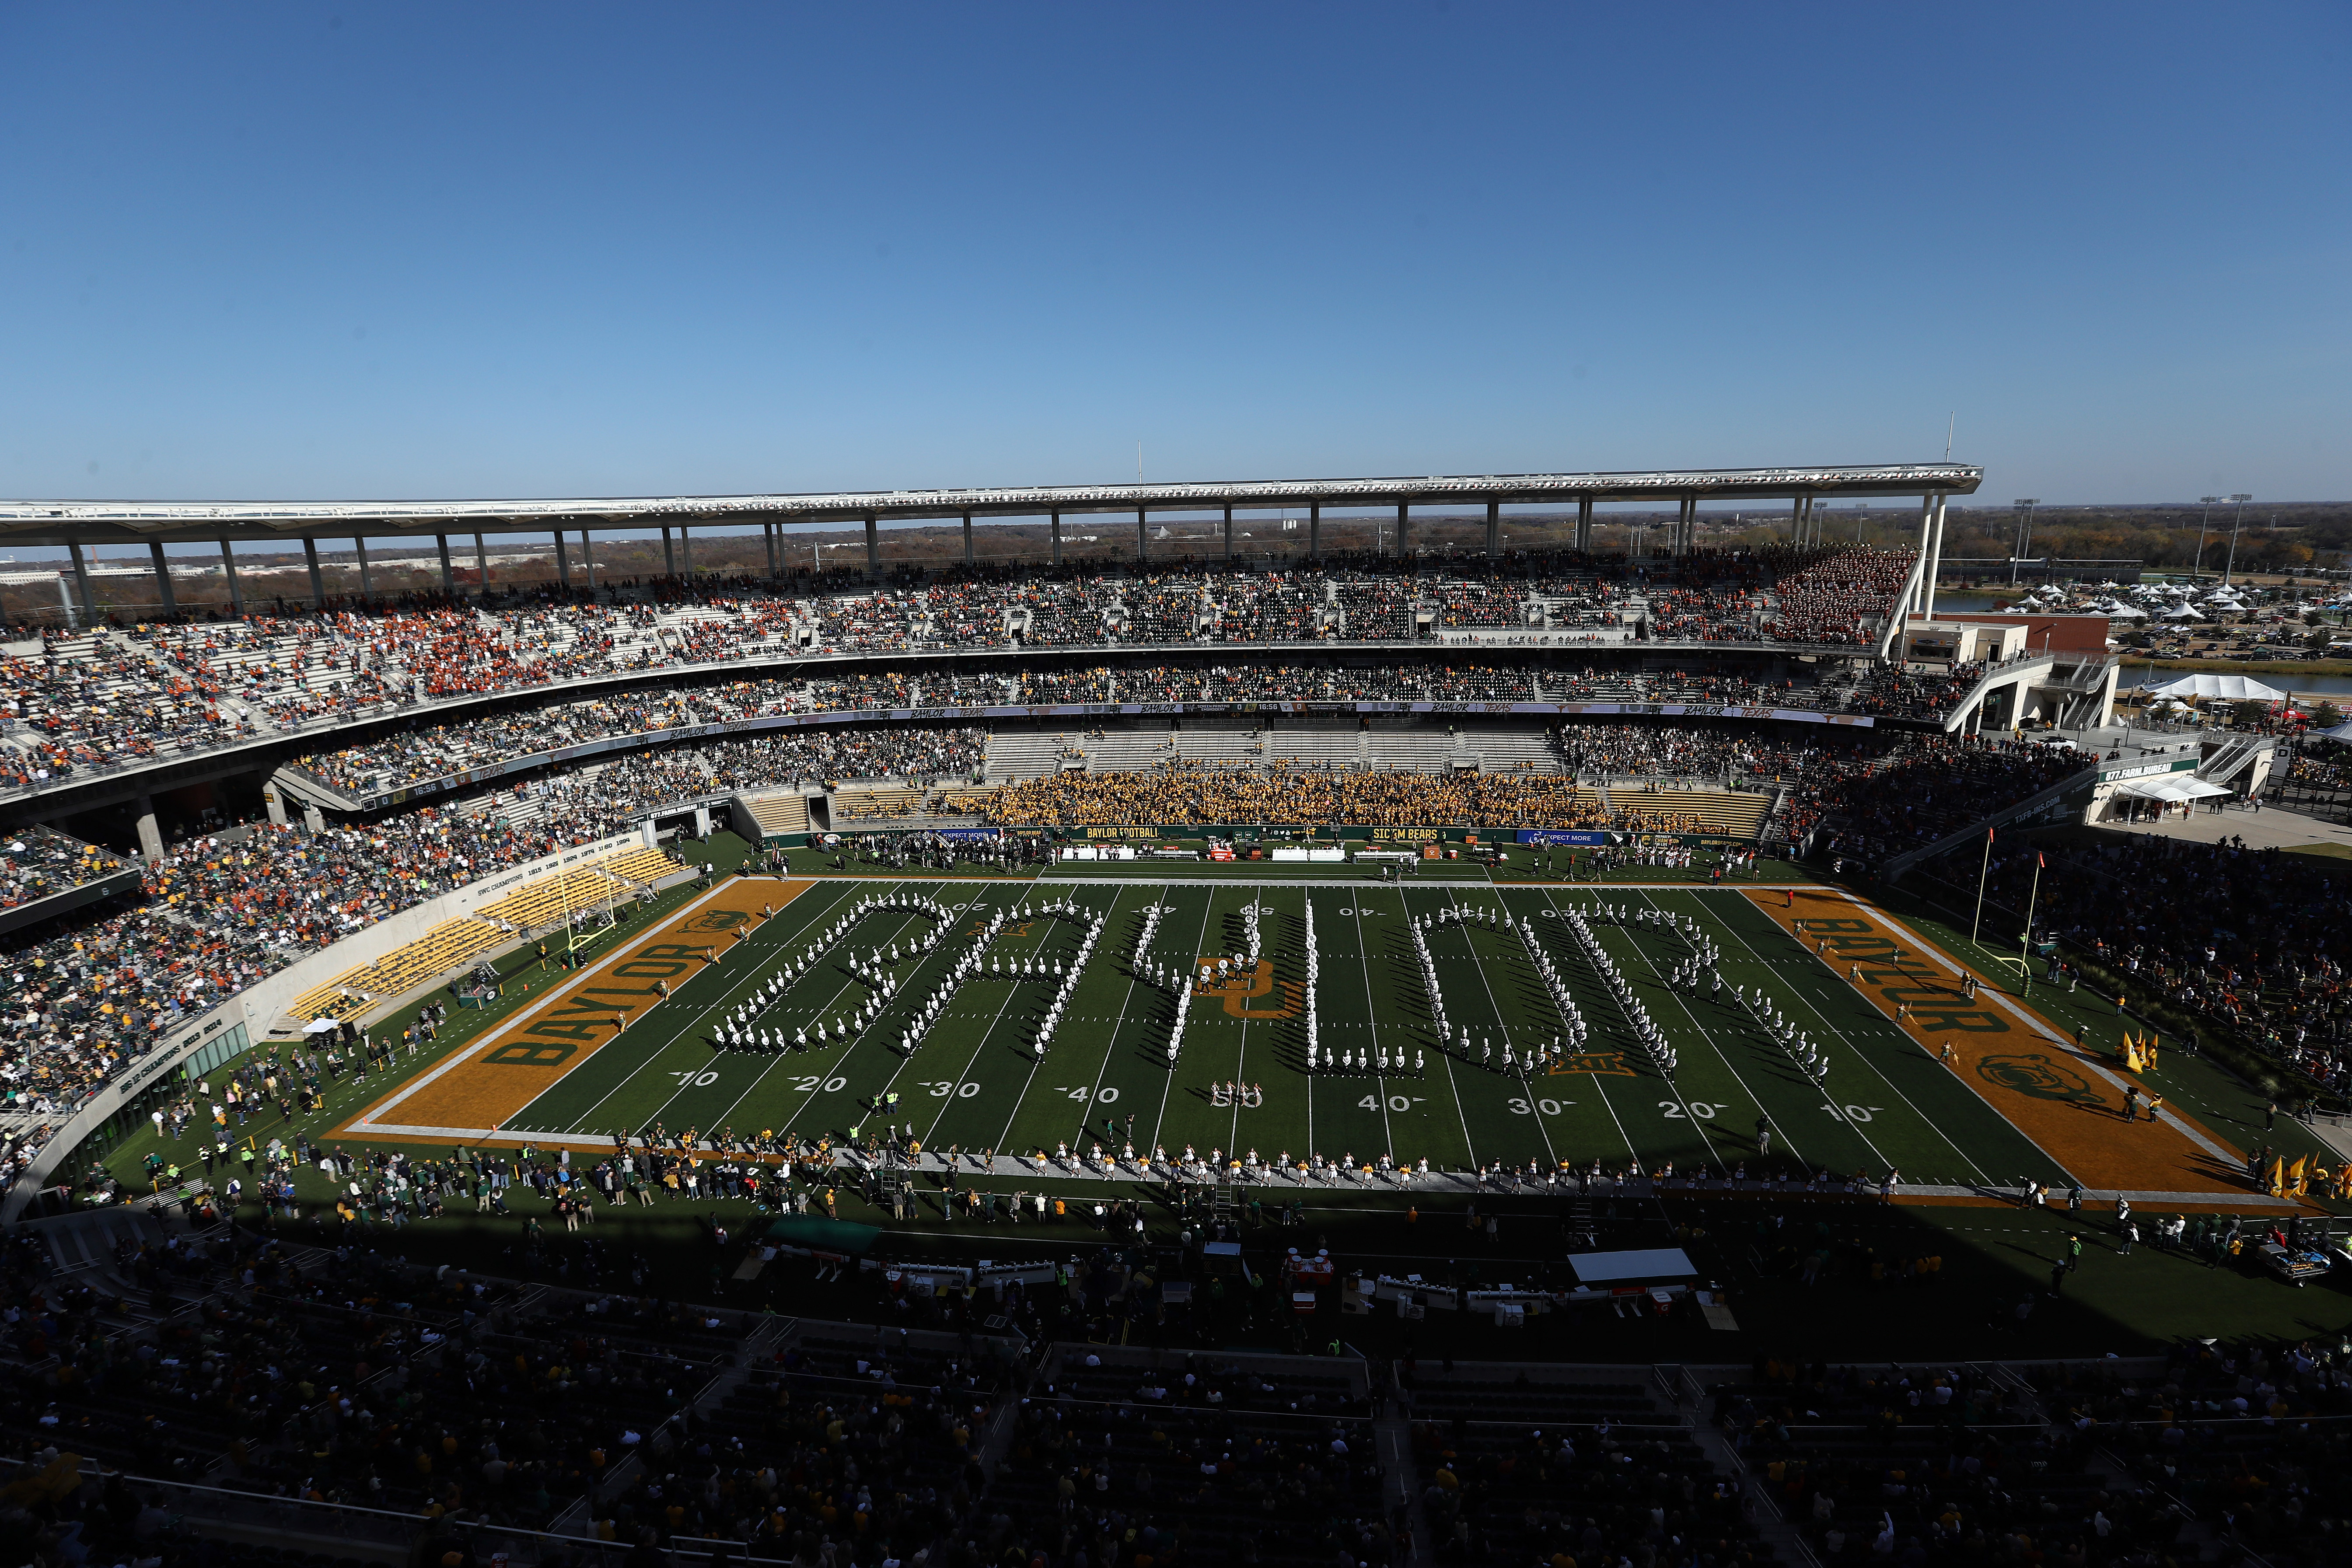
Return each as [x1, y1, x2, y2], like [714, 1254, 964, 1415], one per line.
[1, 544, 1958, 810]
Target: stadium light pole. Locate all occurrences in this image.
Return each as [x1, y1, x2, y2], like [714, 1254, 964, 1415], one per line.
[2222, 494, 2252, 587]
[2010, 500, 2039, 586]
[2193, 496, 2223, 578]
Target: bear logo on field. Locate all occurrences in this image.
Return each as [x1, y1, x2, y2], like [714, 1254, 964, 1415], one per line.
[1977, 1051, 2104, 1107]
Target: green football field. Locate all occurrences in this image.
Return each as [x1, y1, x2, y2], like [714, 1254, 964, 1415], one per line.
[472, 873, 2069, 1188]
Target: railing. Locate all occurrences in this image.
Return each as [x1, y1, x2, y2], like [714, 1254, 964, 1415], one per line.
[1931, 651, 2061, 732]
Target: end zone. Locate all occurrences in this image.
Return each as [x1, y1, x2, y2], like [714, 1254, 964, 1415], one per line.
[331, 877, 814, 1149]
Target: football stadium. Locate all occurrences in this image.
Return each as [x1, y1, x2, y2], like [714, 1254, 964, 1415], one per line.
[4, 6, 2346, 1559]
[3, 466, 2349, 1568]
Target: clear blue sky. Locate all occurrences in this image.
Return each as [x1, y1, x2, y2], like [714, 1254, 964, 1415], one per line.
[1, 3, 2345, 508]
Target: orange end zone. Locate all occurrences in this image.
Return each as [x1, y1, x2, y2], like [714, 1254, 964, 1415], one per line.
[1742, 886, 2286, 1204]
[330, 877, 815, 1149]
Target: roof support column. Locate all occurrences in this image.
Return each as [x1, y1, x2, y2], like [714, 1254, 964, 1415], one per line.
[218, 537, 243, 615]
[147, 541, 178, 618]
[67, 542, 95, 627]
[680, 525, 693, 580]
[1136, 506, 1148, 565]
[304, 537, 326, 608]
[1923, 492, 1947, 622]
[354, 536, 373, 601]
[864, 513, 880, 580]
[580, 530, 595, 590]
[1308, 503, 1321, 562]
[661, 527, 676, 580]
[1911, 494, 1936, 619]
[553, 530, 571, 593]
[1680, 494, 1695, 556]
[961, 512, 974, 566]
[473, 533, 489, 600]
[436, 534, 454, 595]
[1575, 496, 1592, 555]
[1792, 496, 1807, 546]
[1395, 502, 1410, 558]
[762, 523, 777, 580]
[1223, 506, 1234, 560]
[1050, 510, 1062, 567]
[1485, 500, 1500, 557]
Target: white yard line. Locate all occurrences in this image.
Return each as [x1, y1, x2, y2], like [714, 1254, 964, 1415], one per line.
[997, 889, 1138, 1157]
[1438, 905, 1558, 1170]
[1348, 892, 1403, 1160]
[1146, 894, 1219, 1155]
[347, 877, 742, 1135]
[1529, 888, 1657, 1163]
[1697, 892, 2013, 1187]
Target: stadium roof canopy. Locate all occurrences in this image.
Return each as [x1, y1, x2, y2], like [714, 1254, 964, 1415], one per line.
[0, 462, 1982, 548]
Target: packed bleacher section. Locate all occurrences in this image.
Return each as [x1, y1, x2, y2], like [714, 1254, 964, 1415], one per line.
[984, 766, 1616, 828]
[1781, 737, 2083, 864]
[1415, 1371, 1779, 1568]
[260, 649, 1995, 813]
[1833, 660, 1982, 720]
[1918, 828, 2352, 1097]
[288, 676, 986, 797]
[0, 810, 661, 1149]
[1763, 547, 1916, 645]
[990, 1358, 1391, 1568]
[1552, 723, 1859, 783]
[1715, 1363, 2118, 1568]
[0, 545, 1923, 794]
[0, 827, 129, 914]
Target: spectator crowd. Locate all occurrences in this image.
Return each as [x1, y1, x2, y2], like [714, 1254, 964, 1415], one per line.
[2, 545, 1924, 793]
